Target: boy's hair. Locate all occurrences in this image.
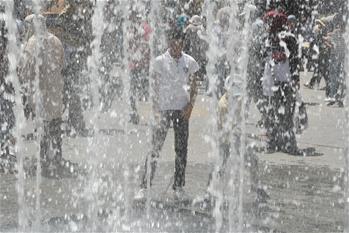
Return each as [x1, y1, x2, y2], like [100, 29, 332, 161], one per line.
[166, 27, 185, 42]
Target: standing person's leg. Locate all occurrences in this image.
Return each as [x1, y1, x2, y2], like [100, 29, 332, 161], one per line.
[172, 111, 189, 190]
[327, 55, 338, 101]
[50, 118, 63, 166]
[140, 111, 171, 189]
[256, 95, 268, 127]
[129, 70, 140, 124]
[306, 60, 319, 88]
[64, 63, 86, 135]
[322, 50, 331, 98]
[275, 85, 287, 151]
[64, 69, 85, 133]
[68, 91, 85, 130]
[336, 62, 345, 106]
[314, 60, 322, 86]
[40, 120, 51, 168]
[264, 96, 277, 152]
[280, 84, 297, 153]
[207, 140, 230, 188]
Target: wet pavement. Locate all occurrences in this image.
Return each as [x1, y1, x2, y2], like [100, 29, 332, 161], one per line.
[0, 72, 347, 232]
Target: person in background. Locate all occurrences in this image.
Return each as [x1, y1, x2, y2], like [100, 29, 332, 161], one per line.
[128, 5, 151, 124]
[176, 14, 189, 31]
[287, 15, 297, 34]
[262, 10, 301, 154]
[0, 19, 16, 173]
[99, 0, 124, 112]
[247, 16, 267, 127]
[304, 15, 333, 96]
[183, 0, 204, 17]
[56, 0, 92, 136]
[18, 14, 75, 177]
[136, 28, 199, 200]
[184, 15, 208, 91]
[326, 15, 346, 107]
[213, 7, 231, 99]
[204, 79, 270, 207]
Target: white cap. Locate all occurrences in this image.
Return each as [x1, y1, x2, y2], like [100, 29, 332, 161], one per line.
[189, 15, 202, 26]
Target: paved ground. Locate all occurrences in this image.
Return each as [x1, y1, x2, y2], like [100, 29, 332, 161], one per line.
[0, 72, 348, 232]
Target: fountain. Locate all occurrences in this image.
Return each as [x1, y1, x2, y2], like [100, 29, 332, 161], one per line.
[2, 0, 349, 232]
[3, 0, 27, 231]
[345, 0, 349, 231]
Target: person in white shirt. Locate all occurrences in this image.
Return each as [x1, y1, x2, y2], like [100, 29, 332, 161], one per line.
[137, 28, 199, 200]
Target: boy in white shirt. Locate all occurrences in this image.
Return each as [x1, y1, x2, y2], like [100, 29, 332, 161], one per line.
[137, 28, 199, 199]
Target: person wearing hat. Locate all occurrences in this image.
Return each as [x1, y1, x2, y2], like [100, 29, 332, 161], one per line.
[304, 16, 332, 93]
[287, 14, 297, 34]
[262, 10, 301, 154]
[176, 14, 189, 31]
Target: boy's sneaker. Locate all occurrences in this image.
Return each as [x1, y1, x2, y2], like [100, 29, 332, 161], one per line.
[324, 97, 335, 102]
[303, 83, 314, 89]
[129, 113, 140, 125]
[134, 188, 147, 200]
[256, 188, 270, 204]
[173, 187, 188, 201]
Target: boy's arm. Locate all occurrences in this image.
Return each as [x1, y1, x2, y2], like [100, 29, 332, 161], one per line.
[182, 71, 199, 120]
[189, 71, 199, 106]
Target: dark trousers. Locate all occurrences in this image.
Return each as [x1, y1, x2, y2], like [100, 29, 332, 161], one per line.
[141, 110, 189, 190]
[40, 118, 63, 167]
[265, 83, 297, 152]
[129, 68, 149, 118]
[207, 135, 260, 194]
[63, 66, 86, 133]
[328, 55, 345, 102]
[309, 49, 330, 93]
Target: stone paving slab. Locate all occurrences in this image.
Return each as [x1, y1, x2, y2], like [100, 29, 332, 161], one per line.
[0, 72, 348, 232]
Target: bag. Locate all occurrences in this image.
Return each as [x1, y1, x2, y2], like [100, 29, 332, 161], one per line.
[294, 91, 308, 134]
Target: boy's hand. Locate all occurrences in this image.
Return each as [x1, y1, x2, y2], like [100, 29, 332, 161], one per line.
[182, 103, 193, 120]
[9, 136, 16, 145]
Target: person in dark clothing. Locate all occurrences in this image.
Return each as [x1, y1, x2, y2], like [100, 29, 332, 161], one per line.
[326, 15, 346, 106]
[128, 6, 151, 124]
[99, 1, 124, 112]
[262, 10, 301, 154]
[55, 0, 93, 136]
[0, 20, 16, 172]
[184, 15, 208, 90]
[304, 19, 331, 91]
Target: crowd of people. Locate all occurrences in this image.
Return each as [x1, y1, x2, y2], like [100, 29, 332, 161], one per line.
[0, 0, 348, 203]
[305, 13, 346, 107]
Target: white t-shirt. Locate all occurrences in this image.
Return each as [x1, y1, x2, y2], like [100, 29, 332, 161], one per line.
[262, 55, 292, 97]
[153, 50, 199, 111]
